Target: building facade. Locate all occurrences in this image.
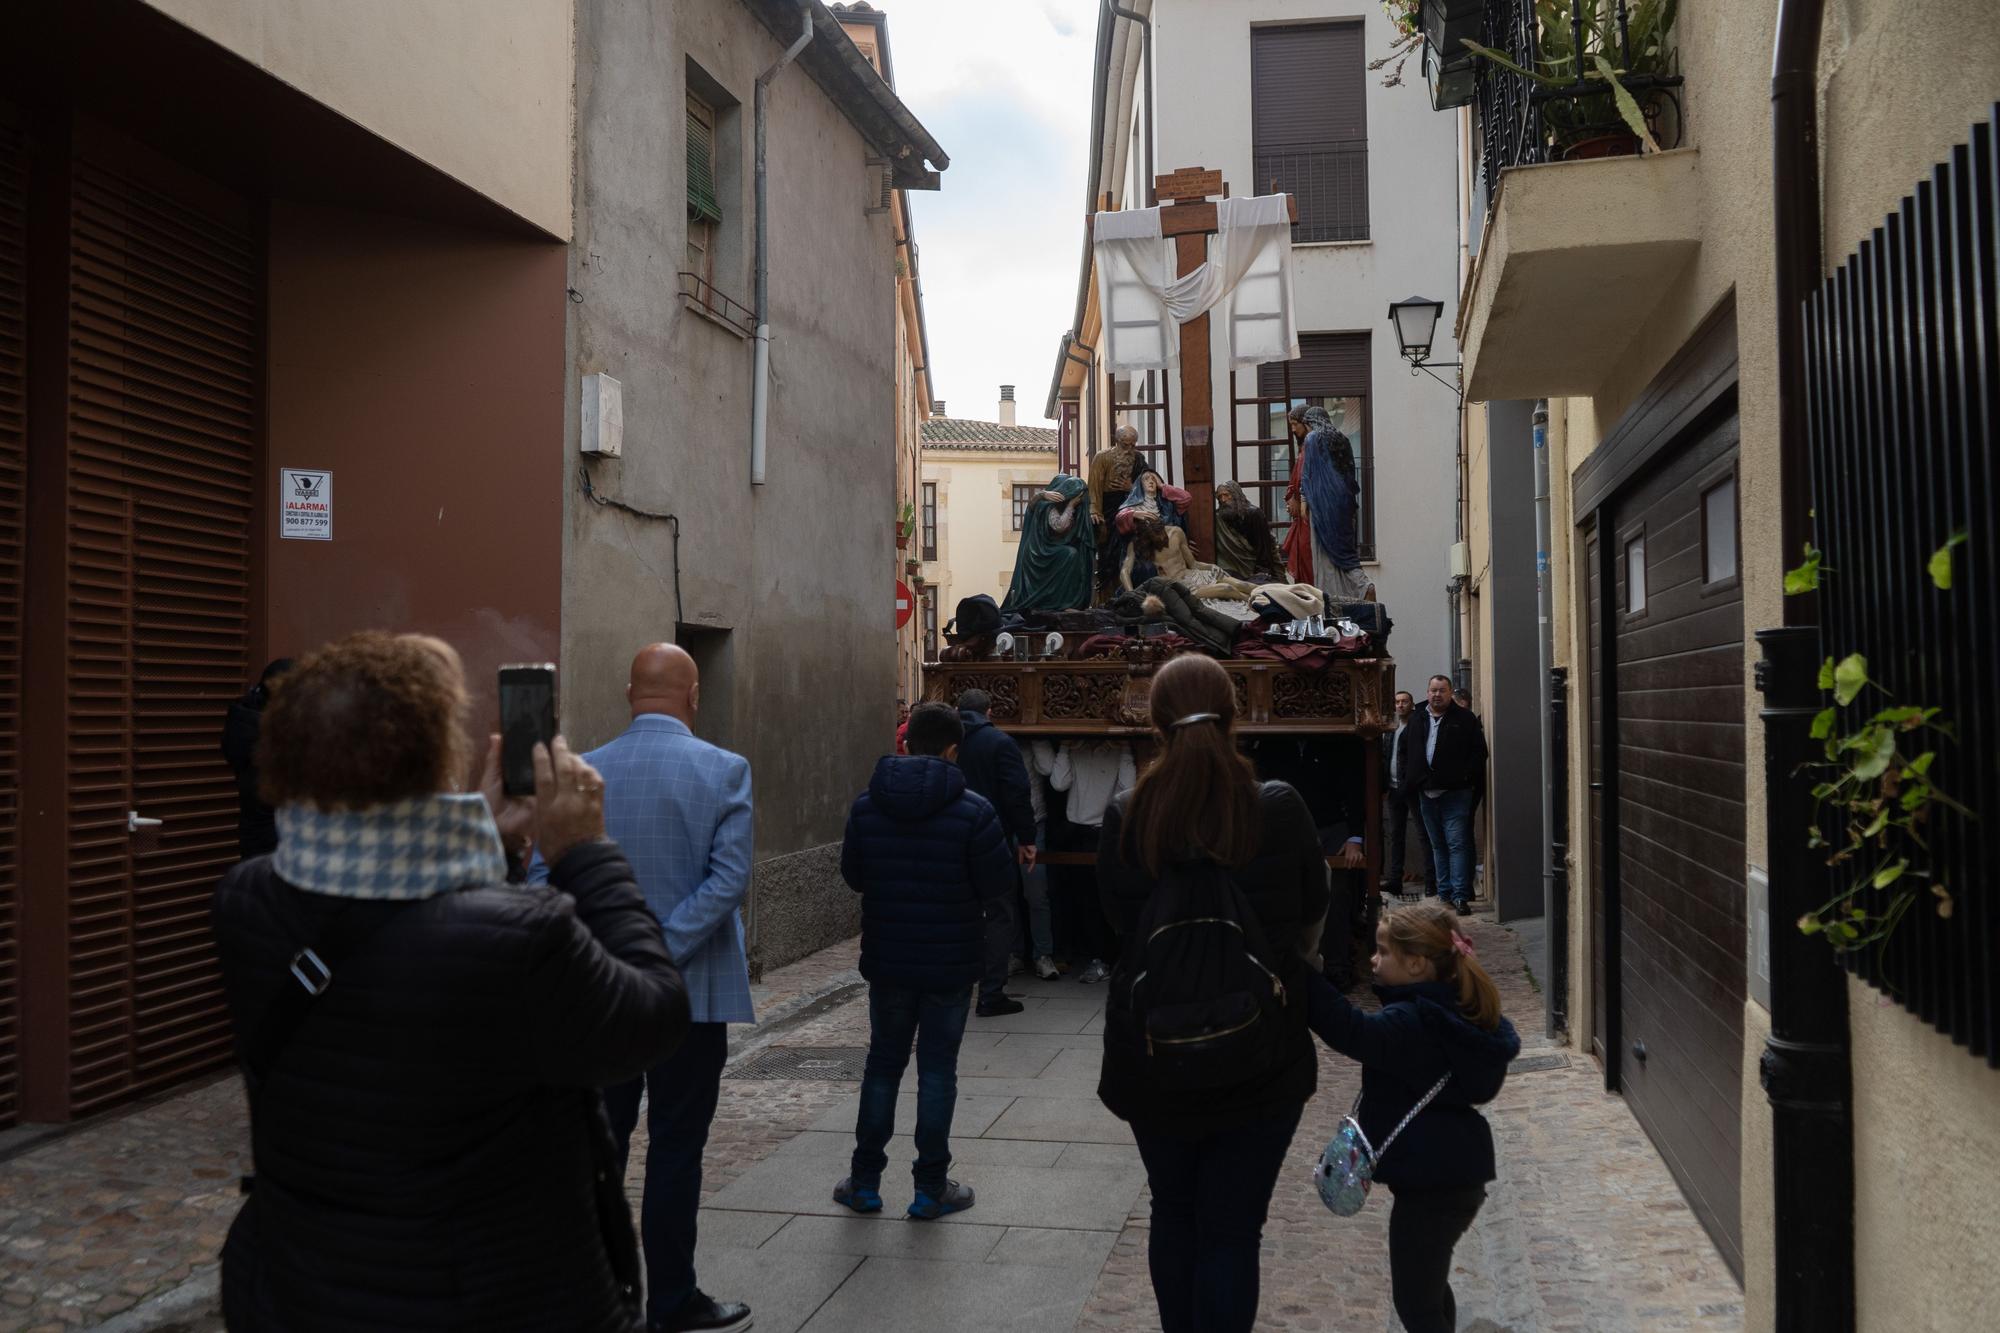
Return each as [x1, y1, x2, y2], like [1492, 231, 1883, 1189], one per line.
[919, 391, 1060, 629]
[0, 0, 944, 1127]
[1450, 0, 2000, 1325]
[1047, 0, 1463, 685]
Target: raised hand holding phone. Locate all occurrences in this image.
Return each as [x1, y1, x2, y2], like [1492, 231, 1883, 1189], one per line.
[499, 664, 557, 796]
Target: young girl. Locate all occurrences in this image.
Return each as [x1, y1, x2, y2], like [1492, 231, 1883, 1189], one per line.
[1306, 900, 1520, 1333]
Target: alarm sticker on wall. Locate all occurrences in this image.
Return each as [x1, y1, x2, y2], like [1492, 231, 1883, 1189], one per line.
[280, 468, 332, 541]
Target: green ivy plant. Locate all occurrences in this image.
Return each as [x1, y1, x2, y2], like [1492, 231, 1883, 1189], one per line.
[1787, 532, 1972, 951]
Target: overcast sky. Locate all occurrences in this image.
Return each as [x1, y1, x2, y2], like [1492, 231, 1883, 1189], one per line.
[880, 0, 1098, 425]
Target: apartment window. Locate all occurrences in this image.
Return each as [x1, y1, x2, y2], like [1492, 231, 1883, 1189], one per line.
[1257, 333, 1374, 559]
[921, 482, 938, 561]
[687, 92, 722, 285]
[922, 594, 938, 661]
[1703, 476, 1739, 585]
[1011, 484, 1038, 531]
[1251, 22, 1369, 242]
[1626, 534, 1649, 615]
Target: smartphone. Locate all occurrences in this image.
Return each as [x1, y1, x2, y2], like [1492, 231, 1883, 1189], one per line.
[498, 664, 558, 796]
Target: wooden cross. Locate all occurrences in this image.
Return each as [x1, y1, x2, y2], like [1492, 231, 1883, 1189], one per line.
[1101, 168, 1296, 561]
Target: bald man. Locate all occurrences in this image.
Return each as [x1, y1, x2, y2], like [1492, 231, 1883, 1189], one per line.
[586, 644, 753, 1333]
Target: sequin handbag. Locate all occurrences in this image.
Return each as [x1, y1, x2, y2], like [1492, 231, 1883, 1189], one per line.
[1313, 1074, 1451, 1216]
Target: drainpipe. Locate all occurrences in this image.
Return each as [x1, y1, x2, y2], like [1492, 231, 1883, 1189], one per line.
[751, 1, 814, 486]
[1533, 400, 1556, 1033]
[1105, 1, 1155, 205]
[1764, 2, 1854, 1330]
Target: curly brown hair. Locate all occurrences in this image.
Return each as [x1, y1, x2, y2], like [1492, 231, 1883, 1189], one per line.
[259, 631, 471, 811]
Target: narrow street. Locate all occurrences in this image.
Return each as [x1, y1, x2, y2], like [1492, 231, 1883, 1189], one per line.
[2, 912, 1741, 1333]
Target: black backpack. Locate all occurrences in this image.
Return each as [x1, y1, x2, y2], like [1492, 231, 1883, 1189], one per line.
[1107, 859, 1291, 1092]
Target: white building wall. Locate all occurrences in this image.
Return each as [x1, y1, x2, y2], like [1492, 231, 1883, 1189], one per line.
[1127, 0, 1463, 681]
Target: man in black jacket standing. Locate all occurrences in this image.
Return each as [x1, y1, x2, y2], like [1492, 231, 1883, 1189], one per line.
[956, 689, 1037, 1017]
[1397, 675, 1489, 914]
[1380, 690, 1436, 898]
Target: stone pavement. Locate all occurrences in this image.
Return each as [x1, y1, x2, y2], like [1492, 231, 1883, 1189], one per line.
[0, 915, 1744, 1332]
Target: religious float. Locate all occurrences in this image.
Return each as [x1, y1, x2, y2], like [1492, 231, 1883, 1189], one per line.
[921, 169, 1397, 906]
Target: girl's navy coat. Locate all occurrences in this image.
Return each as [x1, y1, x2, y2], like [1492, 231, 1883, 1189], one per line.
[1306, 976, 1520, 1190]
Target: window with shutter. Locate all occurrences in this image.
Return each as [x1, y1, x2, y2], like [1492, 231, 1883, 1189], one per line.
[1259, 332, 1374, 559]
[687, 94, 720, 286]
[1250, 23, 1369, 242]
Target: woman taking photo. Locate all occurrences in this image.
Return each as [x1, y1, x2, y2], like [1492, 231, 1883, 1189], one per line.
[1095, 653, 1329, 1333]
[211, 631, 690, 1331]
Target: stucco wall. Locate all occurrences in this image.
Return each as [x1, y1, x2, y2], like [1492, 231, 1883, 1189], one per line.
[1135, 0, 1463, 681]
[923, 448, 1060, 612]
[142, 0, 574, 238]
[562, 0, 901, 970]
[264, 200, 569, 730]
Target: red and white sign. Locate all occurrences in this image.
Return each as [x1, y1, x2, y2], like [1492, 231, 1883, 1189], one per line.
[280, 467, 332, 541]
[895, 580, 915, 630]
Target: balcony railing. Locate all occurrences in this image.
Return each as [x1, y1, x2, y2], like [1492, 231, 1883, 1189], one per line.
[1473, 0, 1684, 187]
[1253, 143, 1369, 244]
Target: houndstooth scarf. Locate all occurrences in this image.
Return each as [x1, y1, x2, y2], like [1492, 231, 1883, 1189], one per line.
[273, 793, 509, 900]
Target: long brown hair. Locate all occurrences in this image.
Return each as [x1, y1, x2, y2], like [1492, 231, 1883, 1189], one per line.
[1380, 899, 1503, 1031]
[1121, 654, 1261, 875]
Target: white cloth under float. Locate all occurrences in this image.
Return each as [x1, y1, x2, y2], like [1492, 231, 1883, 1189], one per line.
[1093, 193, 1300, 373]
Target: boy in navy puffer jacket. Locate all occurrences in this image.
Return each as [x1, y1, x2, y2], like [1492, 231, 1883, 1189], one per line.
[1305, 900, 1521, 1333]
[834, 702, 1016, 1220]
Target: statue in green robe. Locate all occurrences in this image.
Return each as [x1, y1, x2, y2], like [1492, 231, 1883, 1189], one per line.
[1002, 474, 1095, 612]
[1213, 480, 1286, 584]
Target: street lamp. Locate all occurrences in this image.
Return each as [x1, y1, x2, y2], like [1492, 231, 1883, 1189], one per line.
[1421, 0, 1482, 111]
[1387, 295, 1461, 400]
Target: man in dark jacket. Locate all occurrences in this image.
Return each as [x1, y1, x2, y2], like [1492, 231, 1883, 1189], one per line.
[1247, 737, 1369, 987]
[835, 703, 1015, 1220]
[955, 688, 1037, 1017]
[1396, 675, 1490, 913]
[218, 658, 293, 859]
[1381, 690, 1437, 897]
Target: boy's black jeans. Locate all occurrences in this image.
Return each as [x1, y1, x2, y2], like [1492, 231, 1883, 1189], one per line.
[1387, 1184, 1488, 1333]
[850, 983, 972, 1197]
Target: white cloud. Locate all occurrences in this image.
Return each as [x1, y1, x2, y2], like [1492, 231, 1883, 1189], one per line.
[876, 0, 1099, 424]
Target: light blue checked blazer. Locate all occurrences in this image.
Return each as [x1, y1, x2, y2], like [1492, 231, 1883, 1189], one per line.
[571, 714, 756, 1025]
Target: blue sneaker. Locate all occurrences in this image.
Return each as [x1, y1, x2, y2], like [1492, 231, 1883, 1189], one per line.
[907, 1179, 975, 1220]
[833, 1177, 882, 1214]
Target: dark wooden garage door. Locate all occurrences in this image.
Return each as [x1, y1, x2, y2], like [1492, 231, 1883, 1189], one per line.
[60, 149, 258, 1115]
[0, 114, 24, 1129]
[1610, 413, 1745, 1276]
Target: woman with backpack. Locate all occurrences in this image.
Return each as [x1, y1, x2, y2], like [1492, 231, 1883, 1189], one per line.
[1095, 653, 1329, 1333]
[1305, 900, 1521, 1333]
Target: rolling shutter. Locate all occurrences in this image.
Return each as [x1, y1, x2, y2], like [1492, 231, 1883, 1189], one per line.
[687, 98, 723, 225]
[1250, 23, 1369, 242]
[63, 154, 257, 1114]
[1259, 331, 1370, 398]
[0, 118, 25, 1128]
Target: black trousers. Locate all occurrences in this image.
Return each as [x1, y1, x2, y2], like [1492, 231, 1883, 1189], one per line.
[1384, 787, 1436, 892]
[1387, 1184, 1487, 1333]
[979, 866, 1022, 1004]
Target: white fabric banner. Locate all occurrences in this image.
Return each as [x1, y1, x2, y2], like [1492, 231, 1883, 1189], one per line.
[1091, 193, 1299, 373]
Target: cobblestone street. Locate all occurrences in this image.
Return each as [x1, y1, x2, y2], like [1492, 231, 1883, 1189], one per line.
[1, 917, 1742, 1332]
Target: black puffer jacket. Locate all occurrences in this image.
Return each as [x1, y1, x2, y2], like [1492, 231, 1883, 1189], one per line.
[1095, 782, 1330, 1136]
[841, 756, 1016, 991]
[211, 840, 689, 1332]
[219, 686, 276, 858]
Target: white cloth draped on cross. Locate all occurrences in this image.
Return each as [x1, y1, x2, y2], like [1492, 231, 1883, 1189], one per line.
[1092, 193, 1300, 373]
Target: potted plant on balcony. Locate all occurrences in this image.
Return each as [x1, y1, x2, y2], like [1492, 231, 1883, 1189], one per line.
[1463, 0, 1679, 161]
[897, 499, 915, 551]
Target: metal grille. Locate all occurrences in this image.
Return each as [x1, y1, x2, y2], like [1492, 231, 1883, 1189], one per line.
[727, 1046, 868, 1081]
[1250, 22, 1369, 243]
[1801, 106, 1998, 1065]
[0, 119, 25, 1128]
[63, 156, 258, 1114]
[1253, 146, 1368, 244]
[1509, 1053, 1571, 1074]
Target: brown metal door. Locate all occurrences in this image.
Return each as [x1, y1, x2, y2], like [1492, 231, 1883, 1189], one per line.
[61, 151, 258, 1114]
[0, 115, 25, 1128]
[1611, 416, 1745, 1276]
[1585, 525, 1605, 1066]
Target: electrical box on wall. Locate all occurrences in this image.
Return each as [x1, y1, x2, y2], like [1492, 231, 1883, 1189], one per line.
[581, 372, 623, 457]
[1448, 541, 1469, 578]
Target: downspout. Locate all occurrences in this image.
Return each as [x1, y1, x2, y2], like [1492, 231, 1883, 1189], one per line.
[751, 1, 814, 486]
[1105, 1, 1155, 206]
[1763, 2, 1854, 1330]
[1533, 400, 1557, 1035]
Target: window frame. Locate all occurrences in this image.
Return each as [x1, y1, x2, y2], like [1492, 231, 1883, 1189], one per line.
[686, 91, 719, 288]
[921, 592, 938, 661]
[1700, 467, 1741, 593]
[1253, 333, 1375, 560]
[1010, 483, 1038, 532]
[1623, 529, 1649, 619]
[1249, 20, 1370, 244]
[921, 481, 938, 562]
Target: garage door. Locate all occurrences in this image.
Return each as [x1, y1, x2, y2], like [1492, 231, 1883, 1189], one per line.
[1610, 413, 1745, 1276]
[60, 147, 258, 1115]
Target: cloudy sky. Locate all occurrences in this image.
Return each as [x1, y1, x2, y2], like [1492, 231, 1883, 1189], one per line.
[877, 0, 1099, 425]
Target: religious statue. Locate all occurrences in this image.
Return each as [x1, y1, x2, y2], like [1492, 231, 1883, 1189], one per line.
[1001, 474, 1095, 612]
[1122, 519, 1258, 600]
[1088, 425, 1143, 601]
[1281, 404, 1315, 585]
[1109, 466, 1189, 590]
[1213, 480, 1286, 583]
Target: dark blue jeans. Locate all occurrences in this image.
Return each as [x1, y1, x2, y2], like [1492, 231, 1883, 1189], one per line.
[850, 983, 971, 1196]
[1418, 787, 1477, 906]
[1131, 1104, 1305, 1333]
[604, 1021, 728, 1325]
